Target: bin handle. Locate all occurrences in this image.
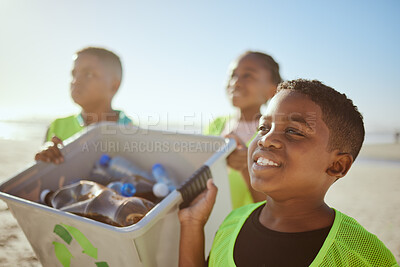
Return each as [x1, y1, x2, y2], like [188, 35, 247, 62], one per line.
[177, 138, 236, 209]
[177, 165, 212, 209]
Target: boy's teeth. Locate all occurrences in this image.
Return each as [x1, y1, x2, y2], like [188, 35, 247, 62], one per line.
[257, 157, 279, 166]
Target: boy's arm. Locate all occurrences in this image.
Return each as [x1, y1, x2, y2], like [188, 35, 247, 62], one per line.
[178, 179, 218, 267]
[179, 223, 206, 267]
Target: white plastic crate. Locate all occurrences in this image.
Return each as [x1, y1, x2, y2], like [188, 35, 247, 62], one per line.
[0, 123, 235, 267]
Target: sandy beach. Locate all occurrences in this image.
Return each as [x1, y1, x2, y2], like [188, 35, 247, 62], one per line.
[0, 139, 399, 266]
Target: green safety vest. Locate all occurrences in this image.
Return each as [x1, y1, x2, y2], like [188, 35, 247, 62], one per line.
[46, 110, 132, 142]
[204, 116, 256, 209]
[208, 202, 399, 267]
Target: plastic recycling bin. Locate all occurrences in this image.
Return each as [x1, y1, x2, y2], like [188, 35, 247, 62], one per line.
[0, 123, 236, 267]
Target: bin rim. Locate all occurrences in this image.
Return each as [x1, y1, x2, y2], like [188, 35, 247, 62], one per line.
[0, 126, 236, 239]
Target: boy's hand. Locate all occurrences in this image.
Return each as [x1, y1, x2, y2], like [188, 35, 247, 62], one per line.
[34, 136, 64, 164]
[178, 179, 218, 227]
[225, 133, 248, 172]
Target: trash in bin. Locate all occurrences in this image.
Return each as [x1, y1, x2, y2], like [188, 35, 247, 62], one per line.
[0, 124, 236, 267]
[41, 180, 155, 227]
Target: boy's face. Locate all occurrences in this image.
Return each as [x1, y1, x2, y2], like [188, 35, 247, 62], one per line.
[226, 55, 276, 112]
[248, 90, 336, 199]
[70, 53, 118, 110]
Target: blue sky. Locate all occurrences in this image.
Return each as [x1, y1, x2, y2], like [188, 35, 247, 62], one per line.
[0, 0, 399, 133]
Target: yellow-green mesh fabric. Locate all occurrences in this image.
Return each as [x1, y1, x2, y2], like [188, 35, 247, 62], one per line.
[46, 115, 83, 142]
[208, 202, 398, 267]
[46, 110, 133, 142]
[311, 210, 398, 266]
[208, 202, 264, 267]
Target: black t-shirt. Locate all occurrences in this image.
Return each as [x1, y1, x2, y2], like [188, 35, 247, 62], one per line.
[233, 204, 331, 267]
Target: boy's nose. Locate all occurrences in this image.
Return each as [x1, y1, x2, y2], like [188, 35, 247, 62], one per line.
[71, 75, 78, 85]
[257, 129, 283, 149]
[228, 76, 242, 89]
[71, 77, 84, 87]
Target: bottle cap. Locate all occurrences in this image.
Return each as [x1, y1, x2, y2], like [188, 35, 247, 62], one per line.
[99, 154, 111, 167]
[152, 163, 164, 172]
[121, 183, 136, 197]
[153, 182, 169, 198]
[40, 189, 51, 204]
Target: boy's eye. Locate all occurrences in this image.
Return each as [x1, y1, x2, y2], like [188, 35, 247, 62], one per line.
[285, 128, 304, 137]
[86, 72, 94, 78]
[242, 73, 253, 79]
[258, 125, 270, 133]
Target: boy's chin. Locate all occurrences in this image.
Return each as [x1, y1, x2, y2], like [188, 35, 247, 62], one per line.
[250, 179, 272, 195]
[71, 97, 87, 108]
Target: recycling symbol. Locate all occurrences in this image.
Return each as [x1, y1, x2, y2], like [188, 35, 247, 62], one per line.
[53, 223, 109, 267]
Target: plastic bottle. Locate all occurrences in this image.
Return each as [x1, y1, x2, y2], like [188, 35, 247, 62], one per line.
[132, 179, 161, 203]
[82, 189, 155, 226]
[88, 159, 113, 185]
[107, 181, 136, 197]
[107, 181, 124, 194]
[151, 163, 175, 198]
[40, 180, 155, 227]
[98, 154, 153, 181]
[40, 180, 105, 209]
[105, 177, 160, 202]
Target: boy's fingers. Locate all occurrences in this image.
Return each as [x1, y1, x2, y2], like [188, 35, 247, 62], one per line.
[227, 148, 248, 171]
[225, 133, 246, 149]
[51, 136, 63, 146]
[36, 146, 63, 164]
[49, 146, 64, 164]
[34, 152, 45, 161]
[187, 179, 217, 207]
[44, 148, 59, 163]
[205, 179, 218, 204]
[35, 136, 64, 163]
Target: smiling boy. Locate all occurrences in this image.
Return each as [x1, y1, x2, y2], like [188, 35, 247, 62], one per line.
[179, 79, 398, 266]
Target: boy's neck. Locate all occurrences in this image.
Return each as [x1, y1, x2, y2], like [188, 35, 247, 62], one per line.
[81, 105, 119, 125]
[259, 197, 335, 233]
[238, 105, 262, 122]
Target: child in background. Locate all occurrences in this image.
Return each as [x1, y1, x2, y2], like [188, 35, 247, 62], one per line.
[34, 47, 132, 164]
[180, 79, 398, 266]
[204, 51, 282, 209]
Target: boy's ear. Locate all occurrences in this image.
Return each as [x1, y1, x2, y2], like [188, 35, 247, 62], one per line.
[326, 153, 353, 179]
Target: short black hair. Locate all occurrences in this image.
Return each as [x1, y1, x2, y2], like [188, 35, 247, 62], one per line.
[239, 51, 282, 85]
[76, 47, 123, 81]
[277, 79, 365, 160]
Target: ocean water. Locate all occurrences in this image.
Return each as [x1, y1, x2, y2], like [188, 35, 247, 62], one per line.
[0, 120, 50, 142]
[0, 119, 398, 144]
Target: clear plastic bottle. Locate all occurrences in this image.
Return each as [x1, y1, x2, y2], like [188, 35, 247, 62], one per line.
[40, 180, 155, 227]
[105, 178, 160, 202]
[107, 181, 136, 197]
[88, 159, 113, 185]
[151, 163, 175, 198]
[99, 154, 153, 181]
[41, 180, 105, 209]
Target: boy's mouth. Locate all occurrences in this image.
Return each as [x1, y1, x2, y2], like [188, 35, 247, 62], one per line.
[227, 88, 246, 98]
[252, 151, 282, 168]
[256, 157, 280, 167]
[232, 91, 243, 97]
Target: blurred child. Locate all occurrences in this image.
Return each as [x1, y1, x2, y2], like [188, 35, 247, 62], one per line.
[180, 79, 398, 266]
[34, 47, 132, 164]
[204, 51, 282, 209]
